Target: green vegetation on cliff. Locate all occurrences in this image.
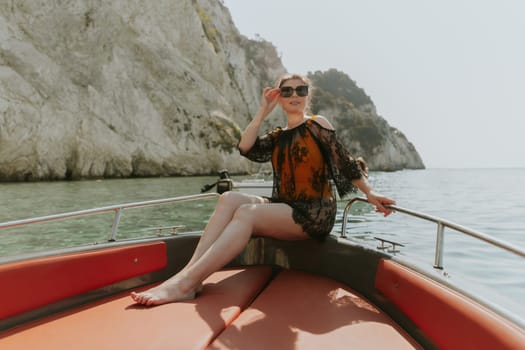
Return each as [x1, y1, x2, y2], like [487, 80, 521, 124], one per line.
[308, 69, 424, 170]
[309, 68, 372, 109]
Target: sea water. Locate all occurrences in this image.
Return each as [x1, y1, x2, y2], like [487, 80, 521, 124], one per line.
[1, 168, 524, 319]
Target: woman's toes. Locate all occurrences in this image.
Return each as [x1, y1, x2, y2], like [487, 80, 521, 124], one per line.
[130, 279, 199, 306]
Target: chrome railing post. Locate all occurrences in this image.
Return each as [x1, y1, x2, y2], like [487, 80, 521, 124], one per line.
[434, 222, 445, 269]
[109, 208, 123, 242]
[341, 197, 370, 238]
[341, 198, 359, 238]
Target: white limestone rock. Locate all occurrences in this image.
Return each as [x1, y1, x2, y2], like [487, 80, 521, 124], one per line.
[0, 0, 422, 181]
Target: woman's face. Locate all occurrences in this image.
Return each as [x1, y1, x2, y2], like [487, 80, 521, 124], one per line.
[278, 78, 310, 115]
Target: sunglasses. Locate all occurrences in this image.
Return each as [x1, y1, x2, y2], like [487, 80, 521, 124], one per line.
[279, 85, 309, 98]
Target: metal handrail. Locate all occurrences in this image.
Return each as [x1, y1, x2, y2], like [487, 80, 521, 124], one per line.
[0, 193, 219, 241]
[341, 197, 525, 269]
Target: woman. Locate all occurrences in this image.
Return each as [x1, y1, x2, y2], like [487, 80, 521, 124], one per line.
[131, 74, 395, 305]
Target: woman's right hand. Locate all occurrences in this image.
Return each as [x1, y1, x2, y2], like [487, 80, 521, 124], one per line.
[239, 87, 280, 153]
[260, 87, 280, 116]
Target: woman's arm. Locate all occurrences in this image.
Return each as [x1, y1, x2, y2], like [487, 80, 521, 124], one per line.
[238, 108, 268, 154]
[238, 87, 280, 153]
[352, 177, 396, 216]
[309, 115, 396, 216]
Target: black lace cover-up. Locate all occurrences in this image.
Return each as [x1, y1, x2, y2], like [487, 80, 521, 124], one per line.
[239, 117, 363, 239]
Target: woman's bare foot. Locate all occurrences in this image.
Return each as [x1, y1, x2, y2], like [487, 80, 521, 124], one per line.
[131, 278, 199, 306]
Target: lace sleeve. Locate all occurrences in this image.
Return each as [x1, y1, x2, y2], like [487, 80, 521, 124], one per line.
[239, 128, 281, 163]
[308, 121, 363, 197]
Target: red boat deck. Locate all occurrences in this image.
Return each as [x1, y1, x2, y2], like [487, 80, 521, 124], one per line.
[210, 268, 420, 350]
[0, 266, 420, 350]
[2, 240, 525, 349]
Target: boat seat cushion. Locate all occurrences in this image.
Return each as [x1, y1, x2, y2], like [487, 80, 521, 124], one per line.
[210, 269, 422, 350]
[375, 258, 525, 350]
[0, 242, 168, 320]
[0, 266, 273, 350]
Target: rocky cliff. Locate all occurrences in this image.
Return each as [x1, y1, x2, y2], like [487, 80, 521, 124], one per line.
[0, 0, 423, 181]
[309, 69, 424, 171]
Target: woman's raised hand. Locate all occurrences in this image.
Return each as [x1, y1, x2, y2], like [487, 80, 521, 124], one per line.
[260, 87, 280, 116]
[239, 87, 281, 152]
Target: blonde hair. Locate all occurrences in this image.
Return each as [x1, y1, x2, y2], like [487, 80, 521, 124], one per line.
[275, 73, 314, 114]
[275, 73, 312, 88]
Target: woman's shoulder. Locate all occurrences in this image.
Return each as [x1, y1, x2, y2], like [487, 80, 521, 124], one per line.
[309, 115, 335, 131]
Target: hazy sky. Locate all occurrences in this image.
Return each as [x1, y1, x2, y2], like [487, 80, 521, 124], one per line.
[223, 0, 525, 168]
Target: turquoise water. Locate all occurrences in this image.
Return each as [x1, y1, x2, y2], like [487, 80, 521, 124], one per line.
[341, 169, 525, 307]
[1, 169, 524, 319]
[0, 177, 217, 256]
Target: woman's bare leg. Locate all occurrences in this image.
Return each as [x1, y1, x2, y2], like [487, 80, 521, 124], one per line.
[172, 192, 266, 294]
[131, 192, 264, 304]
[185, 192, 266, 268]
[131, 202, 307, 305]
